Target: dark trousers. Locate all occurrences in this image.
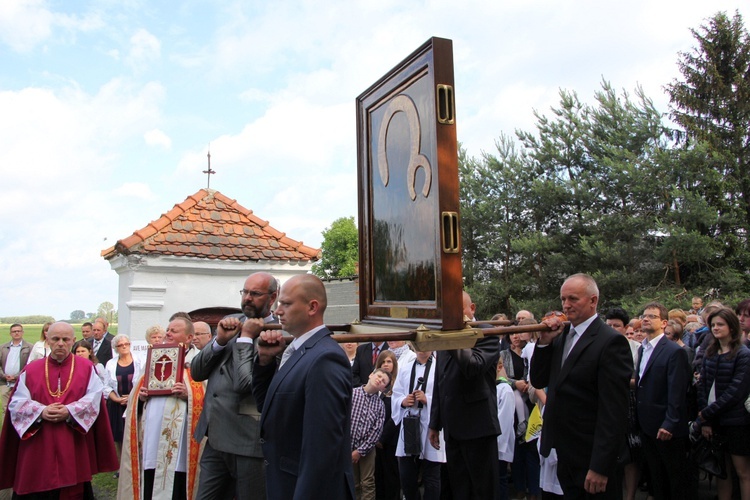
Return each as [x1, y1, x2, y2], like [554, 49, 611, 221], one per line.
[398, 456, 441, 500]
[498, 460, 510, 500]
[556, 459, 622, 500]
[512, 440, 541, 496]
[195, 440, 266, 499]
[376, 444, 401, 500]
[444, 434, 499, 500]
[641, 434, 688, 500]
[144, 469, 187, 500]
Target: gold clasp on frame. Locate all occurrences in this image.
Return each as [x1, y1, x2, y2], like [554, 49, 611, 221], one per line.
[442, 211, 460, 253]
[436, 84, 455, 124]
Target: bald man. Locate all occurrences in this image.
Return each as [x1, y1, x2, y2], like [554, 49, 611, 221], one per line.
[192, 321, 213, 350]
[531, 274, 631, 498]
[191, 272, 279, 499]
[253, 274, 355, 499]
[0, 322, 117, 496]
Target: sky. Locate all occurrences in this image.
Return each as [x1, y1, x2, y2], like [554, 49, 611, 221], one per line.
[0, 0, 746, 320]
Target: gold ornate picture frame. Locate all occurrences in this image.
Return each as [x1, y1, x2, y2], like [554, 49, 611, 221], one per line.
[144, 343, 186, 395]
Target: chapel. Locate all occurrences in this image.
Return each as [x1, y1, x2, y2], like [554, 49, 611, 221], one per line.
[101, 188, 320, 340]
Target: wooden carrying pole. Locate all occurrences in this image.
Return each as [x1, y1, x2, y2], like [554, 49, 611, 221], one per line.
[256, 320, 563, 345]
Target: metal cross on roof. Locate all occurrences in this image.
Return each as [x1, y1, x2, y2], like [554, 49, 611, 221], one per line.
[203, 150, 216, 189]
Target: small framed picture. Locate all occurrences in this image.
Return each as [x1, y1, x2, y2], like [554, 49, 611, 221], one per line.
[144, 343, 186, 395]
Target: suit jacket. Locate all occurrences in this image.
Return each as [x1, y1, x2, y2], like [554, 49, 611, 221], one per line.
[0, 340, 33, 380]
[252, 328, 355, 500]
[530, 317, 631, 477]
[634, 336, 690, 439]
[428, 336, 501, 441]
[190, 315, 279, 458]
[351, 342, 389, 386]
[95, 337, 113, 367]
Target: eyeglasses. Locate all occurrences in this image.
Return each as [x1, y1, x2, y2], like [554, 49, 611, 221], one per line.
[116, 343, 131, 348]
[240, 289, 270, 298]
[640, 314, 661, 320]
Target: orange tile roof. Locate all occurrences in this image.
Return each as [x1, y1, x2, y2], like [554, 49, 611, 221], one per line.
[101, 189, 320, 262]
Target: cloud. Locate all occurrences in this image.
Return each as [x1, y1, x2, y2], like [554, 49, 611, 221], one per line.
[176, 96, 352, 177]
[126, 28, 161, 71]
[114, 182, 157, 200]
[144, 129, 172, 149]
[0, 0, 104, 52]
[238, 88, 272, 103]
[0, 0, 53, 52]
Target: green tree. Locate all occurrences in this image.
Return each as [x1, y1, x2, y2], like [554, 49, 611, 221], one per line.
[70, 310, 86, 322]
[312, 216, 359, 278]
[666, 10, 750, 292]
[460, 81, 700, 317]
[97, 301, 116, 324]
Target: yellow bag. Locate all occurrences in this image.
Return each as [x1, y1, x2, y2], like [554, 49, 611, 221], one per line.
[525, 404, 543, 442]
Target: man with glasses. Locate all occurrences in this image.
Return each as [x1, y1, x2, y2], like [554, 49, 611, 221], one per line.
[634, 303, 690, 499]
[190, 272, 279, 499]
[0, 324, 32, 423]
[192, 322, 214, 350]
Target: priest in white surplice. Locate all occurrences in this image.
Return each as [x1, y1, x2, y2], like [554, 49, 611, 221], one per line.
[118, 317, 205, 500]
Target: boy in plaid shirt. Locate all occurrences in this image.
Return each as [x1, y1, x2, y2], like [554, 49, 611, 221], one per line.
[351, 368, 391, 499]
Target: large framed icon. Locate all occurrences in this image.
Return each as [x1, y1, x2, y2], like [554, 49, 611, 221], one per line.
[144, 343, 186, 395]
[356, 37, 463, 331]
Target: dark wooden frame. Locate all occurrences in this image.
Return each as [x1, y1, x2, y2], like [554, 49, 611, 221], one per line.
[356, 37, 463, 331]
[144, 343, 186, 395]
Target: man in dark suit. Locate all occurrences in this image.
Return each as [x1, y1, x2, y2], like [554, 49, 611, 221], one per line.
[427, 291, 501, 499]
[252, 274, 355, 500]
[351, 341, 389, 386]
[530, 273, 632, 499]
[91, 320, 113, 366]
[191, 271, 279, 499]
[634, 302, 690, 500]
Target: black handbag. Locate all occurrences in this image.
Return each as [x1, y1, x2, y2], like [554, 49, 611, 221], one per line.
[402, 356, 432, 456]
[402, 413, 422, 455]
[689, 435, 727, 479]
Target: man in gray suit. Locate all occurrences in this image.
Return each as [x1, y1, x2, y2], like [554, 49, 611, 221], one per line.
[191, 271, 279, 499]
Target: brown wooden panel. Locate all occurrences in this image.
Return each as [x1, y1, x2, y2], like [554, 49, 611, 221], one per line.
[357, 37, 462, 330]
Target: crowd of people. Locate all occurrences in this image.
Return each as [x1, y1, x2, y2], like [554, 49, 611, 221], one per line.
[0, 272, 749, 500]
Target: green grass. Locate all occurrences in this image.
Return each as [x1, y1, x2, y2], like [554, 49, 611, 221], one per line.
[92, 472, 118, 499]
[0, 324, 118, 345]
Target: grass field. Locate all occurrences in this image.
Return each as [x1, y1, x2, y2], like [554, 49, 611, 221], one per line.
[0, 323, 119, 345]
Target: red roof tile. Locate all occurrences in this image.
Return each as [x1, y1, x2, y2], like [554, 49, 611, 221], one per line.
[101, 189, 320, 262]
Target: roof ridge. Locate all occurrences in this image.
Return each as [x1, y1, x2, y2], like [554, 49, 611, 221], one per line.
[101, 189, 319, 262]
